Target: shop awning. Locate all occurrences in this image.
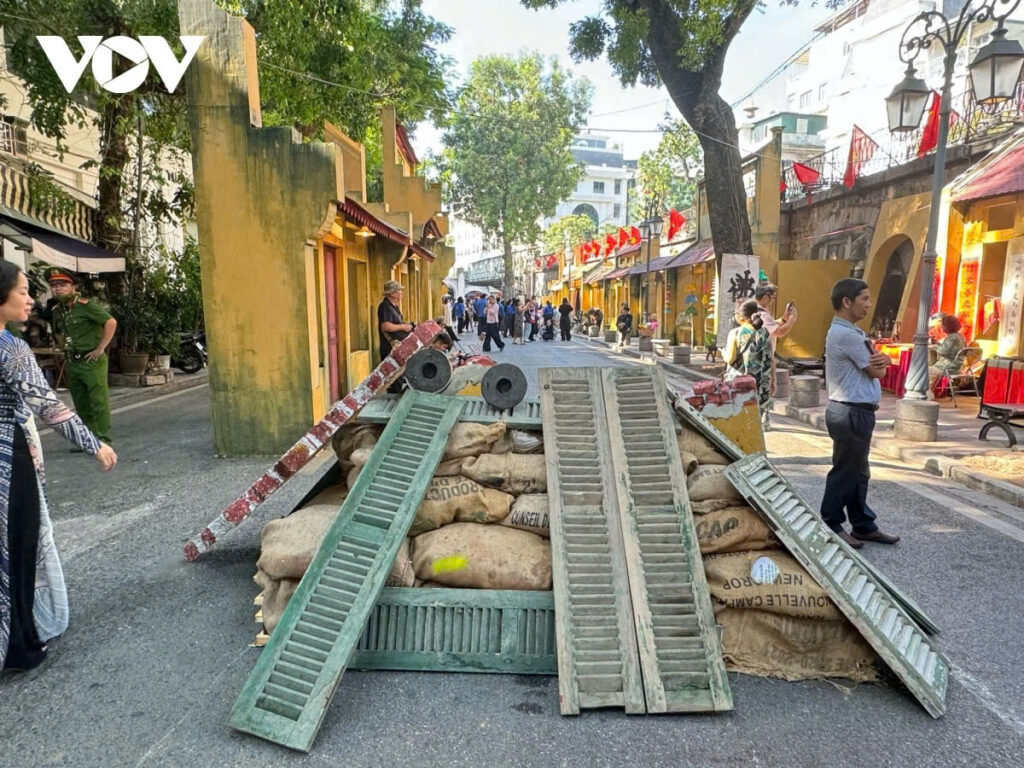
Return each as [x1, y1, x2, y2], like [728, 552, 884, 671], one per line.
[953, 144, 1024, 203]
[605, 266, 632, 281]
[583, 263, 616, 284]
[627, 253, 677, 276]
[341, 197, 435, 260]
[0, 212, 124, 273]
[665, 240, 715, 269]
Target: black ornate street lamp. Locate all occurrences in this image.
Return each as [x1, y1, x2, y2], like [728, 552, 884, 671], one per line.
[644, 214, 664, 332]
[886, 0, 1023, 407]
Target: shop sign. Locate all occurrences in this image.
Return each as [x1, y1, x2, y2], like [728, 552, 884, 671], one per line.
[1000, 237, 1024, 356]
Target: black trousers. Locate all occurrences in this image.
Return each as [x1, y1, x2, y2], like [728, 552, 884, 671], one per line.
[560, 321, 571, 341]
[457, 315, 467, 333]
[482, 322, 504, 352]
[4, 427, 45, 669]
[528, 322, 537, 341]
[820, 401, 878, 534]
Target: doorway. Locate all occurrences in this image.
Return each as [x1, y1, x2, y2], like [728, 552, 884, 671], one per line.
[871, 237, 914, 337]
[346, 258, 371, 391]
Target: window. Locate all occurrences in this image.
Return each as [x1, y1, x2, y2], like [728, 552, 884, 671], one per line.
[613, 203, 621, 219]
[799, 90, 812, 108]
[818, 84, 826, 102]
[614, 179, 621, 195]
[987, 202, 1016, 231]
[0, 117, 28, 156]
[787, 93, 797, 109]
[796, 118, 809, 134]
[842, 41, 853, 56]
[593, 181, 605, 194]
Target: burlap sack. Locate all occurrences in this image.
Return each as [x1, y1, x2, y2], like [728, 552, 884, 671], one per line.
[331, 423, 382, 470]
[460, 453, 547, 494]
[677, 425, 730, 466]
[411, 475, 513, 536]
[692, 498, 736, 515]
[255, 569, 299, 634]
[385, 537, 416, 587]
[511, 430, 544, 454]
[347, 465, 362, 491]
[703, 551, 841, 620]
[434, 457, 465, 476]
[695, 506, 777, 554]
[444, 422, 507, 459]
[490, 432, 514, 455]
[412, 523, 552, 590]
[500, 494, 549, 537]
[256, 484, 348, 580]
[687, 465, 744, 502]
[715, 607, 879, 682]
[678, 450, 699, 475]
[350, 446, 374, 467]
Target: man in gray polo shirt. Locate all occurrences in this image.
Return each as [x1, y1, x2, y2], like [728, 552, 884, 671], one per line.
[821, 278, 900, 549]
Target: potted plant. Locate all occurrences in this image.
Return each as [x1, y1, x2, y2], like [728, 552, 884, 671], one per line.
[112, 253, 181, 373]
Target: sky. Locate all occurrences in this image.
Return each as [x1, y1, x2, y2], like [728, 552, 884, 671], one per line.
[416, 0, 836, 160]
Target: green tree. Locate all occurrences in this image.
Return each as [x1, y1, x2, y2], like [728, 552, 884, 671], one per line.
[521, 1, 839, 263]
[630, 118, 702, 222]
[542, 213, 595, 254]
[441, 53, 592, 295]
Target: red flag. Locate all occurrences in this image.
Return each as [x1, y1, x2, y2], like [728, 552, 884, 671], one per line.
[581, 241, 590, 257]
[618, 227, 629, 248]
[667, 209, 686, 240]
[917, 92, 941, 158]
[792, 161, 821, 185]
[545, 253, 557, 268]
[629, 226, 641, 245]
[534, 257, 542, 268]
[605, 233, 617, 255]
[842, 125, 879, 188]
[780, 179, 787, 193]
[591, 239, 601, 257]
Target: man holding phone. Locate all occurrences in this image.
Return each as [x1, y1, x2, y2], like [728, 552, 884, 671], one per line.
[820, 278, 898, 549]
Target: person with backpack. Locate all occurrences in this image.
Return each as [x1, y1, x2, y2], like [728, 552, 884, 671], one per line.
[558, 298, 573, 341]
[723, 300, 773, 409]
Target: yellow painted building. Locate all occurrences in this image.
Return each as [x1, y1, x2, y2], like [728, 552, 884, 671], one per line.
[179, 0, 450, 456]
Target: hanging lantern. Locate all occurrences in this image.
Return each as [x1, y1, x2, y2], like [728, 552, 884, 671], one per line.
[969, 24, 1024, 105]
[886, 65, 930, 132]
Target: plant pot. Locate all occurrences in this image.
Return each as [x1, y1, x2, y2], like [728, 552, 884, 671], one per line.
[119, 352, 150, 375]
[151, 354, 172, 372]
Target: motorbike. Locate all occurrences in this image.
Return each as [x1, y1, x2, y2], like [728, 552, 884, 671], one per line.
[172, 330, 207, 373]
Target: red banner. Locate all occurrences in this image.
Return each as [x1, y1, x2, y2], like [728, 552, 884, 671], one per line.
[917, 92, 941, 158]
[618, 227, 629, 249]
[792, 161, 821, 185]
[842, 125, 879, 188]
[629, 226, 641, 245]
[667, 208, 687, 240]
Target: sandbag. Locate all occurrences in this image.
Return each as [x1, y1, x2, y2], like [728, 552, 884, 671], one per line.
[500, 494, 549, 538]
[347, 465, 362, 491]
[350, 446, 373, 467]
[687, 465, 744, 503]
[511, 430, 544, 454]
[678, 450, 698, 475]
[692, 498, 737, 515]
[695, 506, 777, 554]
[256, 484, 348, 580]
[254, 569, 299, 634]
[411, 475, 513, 536]
[460, 453, 547, 494]
[433, 457, 465, 477]
[385, 537, 416, 587]
[703, 550, 841, 620]
[412, 523, 552, 590]
[715, 607, 879, 682]
[677, 425, 730, 466]
[331, 423, 381, 470]
[444, 422, 506, 459]
[490, 431, 514, 455]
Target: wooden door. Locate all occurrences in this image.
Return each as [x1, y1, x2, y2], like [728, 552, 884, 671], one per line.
[324, 245, 341, 403]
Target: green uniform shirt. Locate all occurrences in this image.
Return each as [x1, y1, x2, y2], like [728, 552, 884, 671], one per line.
[53, 298, 112, 354]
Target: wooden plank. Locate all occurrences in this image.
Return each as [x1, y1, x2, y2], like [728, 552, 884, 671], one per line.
[602, 368, 732, 713]
[539, 368, 645, 715]
[229, 391, 465, 752]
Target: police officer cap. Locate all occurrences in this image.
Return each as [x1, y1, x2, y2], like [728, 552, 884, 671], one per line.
[45, 267, 77, 284]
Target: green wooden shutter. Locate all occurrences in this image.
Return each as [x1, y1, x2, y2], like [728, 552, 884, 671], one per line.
[602, 368, 732, 713]
[358, 394, 543, 429]
[725, 453, 948, 717]
[230, 391, 465, 751]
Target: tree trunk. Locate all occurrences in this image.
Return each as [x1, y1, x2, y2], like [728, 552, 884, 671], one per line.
[503, 238, 514, 298]
[96, 95, 134, 254]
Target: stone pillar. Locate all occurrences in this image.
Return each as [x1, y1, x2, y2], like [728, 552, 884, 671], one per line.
[639, 336, 653, 352]
[894, 400, 939, 442]
[588, 325, 600, 337]
[671, 345, 691, 365]
[604, 330, 617, 343]
[774, 367, 790, 399]
[789, 375, 820, 408]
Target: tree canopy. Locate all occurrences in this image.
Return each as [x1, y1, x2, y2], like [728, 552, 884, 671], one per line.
[441, 53, 591, 294]
[630, 118, 702, 222]
[542, 213, 596, 255]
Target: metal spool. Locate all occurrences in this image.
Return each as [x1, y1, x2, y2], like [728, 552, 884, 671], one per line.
[404, 349, 452, 393]
[481, 363, 528, 410]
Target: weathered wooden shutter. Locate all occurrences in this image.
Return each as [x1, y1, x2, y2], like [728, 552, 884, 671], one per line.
[357, 394, 543, 429]
[725, 453, 948, 717]
[230, 391, 465, 751]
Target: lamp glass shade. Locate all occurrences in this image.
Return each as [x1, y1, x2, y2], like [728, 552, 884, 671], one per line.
[639, 220, 651, 239]
[886, 69, 930, 132]
[648, 214, 664, 237]
[969, 27, 1024, 104]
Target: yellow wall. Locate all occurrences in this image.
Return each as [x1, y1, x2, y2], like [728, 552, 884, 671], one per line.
[776, 259, 856, 359]
[751, 128, 783, 283]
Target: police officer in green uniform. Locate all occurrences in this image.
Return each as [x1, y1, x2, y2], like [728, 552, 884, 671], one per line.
[41, 267, 117, 444]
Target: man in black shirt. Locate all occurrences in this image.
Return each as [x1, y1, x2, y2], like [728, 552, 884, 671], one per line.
[616, 303, 633, 346]
[377, 279, 412, 362]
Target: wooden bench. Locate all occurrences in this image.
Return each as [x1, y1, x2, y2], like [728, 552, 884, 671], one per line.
[978, 402, 1024, 447]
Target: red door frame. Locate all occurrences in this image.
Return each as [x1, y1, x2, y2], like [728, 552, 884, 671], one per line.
[324, 245, 341, 403]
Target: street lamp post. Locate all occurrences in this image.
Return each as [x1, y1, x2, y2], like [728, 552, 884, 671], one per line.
[886, 0, 1024, 406]
[644, 214, 664, 333]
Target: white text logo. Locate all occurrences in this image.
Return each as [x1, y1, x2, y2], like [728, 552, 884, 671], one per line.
[37, 36, 205, 94]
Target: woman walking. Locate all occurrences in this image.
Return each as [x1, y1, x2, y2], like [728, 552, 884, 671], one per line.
[723, 299, 774, 410]
[482, 295, 505, 353]
[558, 298, 573, 342]
[527, 299, 538, 342]
[0, 261, 117, 671]
[513, 299, 525, 345]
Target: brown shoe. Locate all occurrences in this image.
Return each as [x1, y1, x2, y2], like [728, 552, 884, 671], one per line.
[853, 529, 901, 544]
[834, 529, 864, 549]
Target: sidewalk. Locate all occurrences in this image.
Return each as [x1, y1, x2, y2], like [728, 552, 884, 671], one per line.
[54, 367, 209, 412]
[582, 333, 1024, 509]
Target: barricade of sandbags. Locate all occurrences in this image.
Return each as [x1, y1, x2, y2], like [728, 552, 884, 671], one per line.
[412, 522, 552, 590]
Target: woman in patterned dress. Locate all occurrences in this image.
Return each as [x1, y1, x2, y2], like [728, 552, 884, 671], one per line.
[0, 262, 116, 671]
[723, 299, 773, 409]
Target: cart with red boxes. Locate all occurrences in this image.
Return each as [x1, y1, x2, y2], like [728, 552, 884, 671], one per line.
[977, 356, 1024, 446]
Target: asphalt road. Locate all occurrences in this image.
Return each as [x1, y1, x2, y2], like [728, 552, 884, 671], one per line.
[2, 338, 1023, 767]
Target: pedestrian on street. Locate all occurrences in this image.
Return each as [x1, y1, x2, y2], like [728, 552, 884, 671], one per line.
[475, 295, 488, 340]
[820, 278, 898, 549]
[502, 299, 516, 338]
[513, 299, 525, 345]
[723, 300, 773, 409]
[594, 306, 604, 333]
[754, 283, 797, 429]
[39, 267, 116, 446]
[454, 297, 467, 334]
[377, 280, 413, 394]
[542, 300, 554, 326]
[0, 261, 117, 672]
[558, 298, 573, 341]
[616, 303, 633, 345]
[482, 296, 505, 353]
[527, 299, 538, 342]
[442, 296, 455, 337]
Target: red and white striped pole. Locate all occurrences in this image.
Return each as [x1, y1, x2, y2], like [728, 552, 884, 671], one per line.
[182, 321, 443, 561]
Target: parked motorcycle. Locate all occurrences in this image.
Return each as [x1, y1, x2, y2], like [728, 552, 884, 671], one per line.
[172, 330, 207, 374]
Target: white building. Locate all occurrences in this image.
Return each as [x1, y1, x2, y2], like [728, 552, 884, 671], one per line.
[546, 133, 635, 230]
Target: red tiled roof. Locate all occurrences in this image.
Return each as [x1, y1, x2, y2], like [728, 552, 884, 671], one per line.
[665, 240, 715, 269]
[341, 197, 435, 260]
[395, 122, 420, 167]
[954, 145, 1024, 203]
[584, 263, 616, 284]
